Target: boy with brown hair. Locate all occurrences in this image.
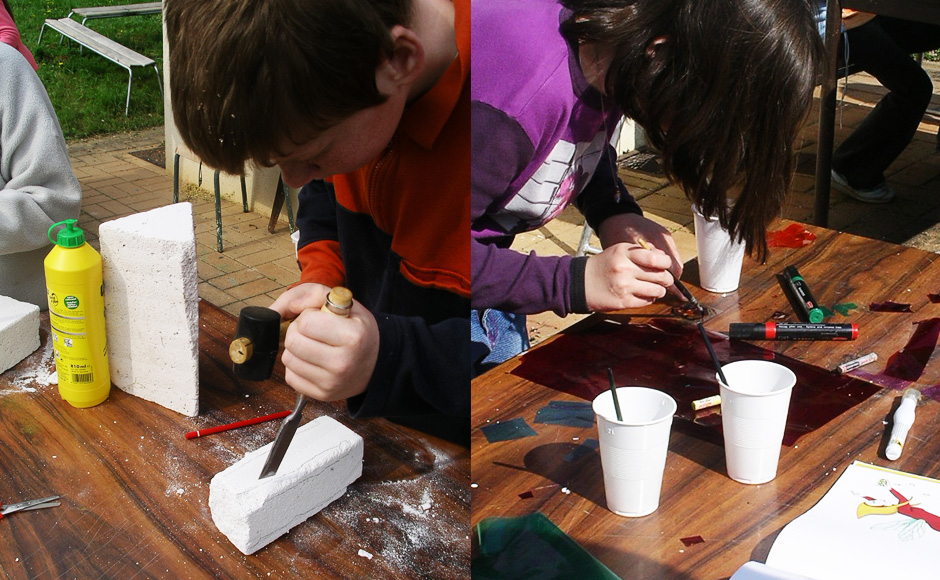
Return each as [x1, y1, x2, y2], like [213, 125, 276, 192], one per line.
[164, 0, 470, 444]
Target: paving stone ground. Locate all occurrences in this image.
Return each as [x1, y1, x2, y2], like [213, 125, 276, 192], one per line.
[69, 127, 297, 319]
[67, 63, 940, 337]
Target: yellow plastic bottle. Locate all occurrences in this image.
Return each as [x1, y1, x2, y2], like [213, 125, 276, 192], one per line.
[43, 219, 111, 407]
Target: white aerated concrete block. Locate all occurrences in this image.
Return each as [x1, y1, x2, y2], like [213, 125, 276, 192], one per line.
[0, 296, 40, 374]
[209, 416, 364, 554]
[99, 202, 199, 416]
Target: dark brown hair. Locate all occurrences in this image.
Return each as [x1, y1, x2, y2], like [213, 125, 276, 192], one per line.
[164, 0, 413, 175]
[561, 0, 823, 260]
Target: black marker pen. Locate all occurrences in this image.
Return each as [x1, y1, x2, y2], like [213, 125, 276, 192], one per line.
[782, 265, 825, 323]
[729, 322, 858, 341]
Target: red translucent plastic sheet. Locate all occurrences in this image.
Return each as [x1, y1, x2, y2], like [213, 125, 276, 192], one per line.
[883, 318, 940, 381]
[767, 223, 817, 248]
[869, 301, 913, 313]
[512, 318, 881, 446]
[854, 318, 940, 400]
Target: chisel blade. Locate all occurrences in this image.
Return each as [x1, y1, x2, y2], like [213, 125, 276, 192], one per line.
[258, 394, 307, 479]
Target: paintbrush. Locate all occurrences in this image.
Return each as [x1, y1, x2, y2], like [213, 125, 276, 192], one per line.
[636, 238, 707, 317]
[606, 367, 623, 421]
[697, 321, 728, 386]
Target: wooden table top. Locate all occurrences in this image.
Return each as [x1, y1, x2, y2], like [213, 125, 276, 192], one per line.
[0, 300, 469, 579]
[471, 222, 940, 579]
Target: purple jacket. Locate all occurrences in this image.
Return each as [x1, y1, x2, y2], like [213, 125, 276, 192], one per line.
[471, 0, 642, 316]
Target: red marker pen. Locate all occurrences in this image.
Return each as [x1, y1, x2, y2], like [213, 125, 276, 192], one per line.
[729, 322, 858, 341]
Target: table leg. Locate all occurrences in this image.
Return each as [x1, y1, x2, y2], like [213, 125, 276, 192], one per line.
[814, 0, 843, 228]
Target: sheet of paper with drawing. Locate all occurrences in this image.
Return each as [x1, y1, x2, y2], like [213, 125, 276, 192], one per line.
[754, 461, 940, 580]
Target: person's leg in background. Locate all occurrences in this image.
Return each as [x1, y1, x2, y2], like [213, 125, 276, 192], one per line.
[471, 309, 529, 378]
[832, 17, 940, 200]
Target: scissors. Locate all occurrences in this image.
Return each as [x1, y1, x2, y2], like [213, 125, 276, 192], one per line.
[0, 495, 61, 519]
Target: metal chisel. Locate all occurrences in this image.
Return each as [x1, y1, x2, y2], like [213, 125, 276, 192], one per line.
[258, 287, 353, 479]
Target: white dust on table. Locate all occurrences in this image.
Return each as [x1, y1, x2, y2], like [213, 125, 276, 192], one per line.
[3, 337, 57, 395]
[289, 438, 468, 577]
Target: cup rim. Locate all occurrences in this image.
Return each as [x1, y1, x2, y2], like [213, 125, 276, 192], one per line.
[717, 360, 796, 396]
[592, 386, 677, 425]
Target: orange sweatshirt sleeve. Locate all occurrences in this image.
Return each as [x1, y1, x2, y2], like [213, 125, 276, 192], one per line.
[296, 239, 345, 288]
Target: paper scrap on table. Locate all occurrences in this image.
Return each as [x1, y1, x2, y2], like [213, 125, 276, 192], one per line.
[730, 561, 814, 580]
[481, 417, 537, 443]
[763, 462, 940, 580]
[534, 401, 594, 428]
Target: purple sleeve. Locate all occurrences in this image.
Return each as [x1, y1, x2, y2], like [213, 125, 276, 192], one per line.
[471, 102, 589, 316]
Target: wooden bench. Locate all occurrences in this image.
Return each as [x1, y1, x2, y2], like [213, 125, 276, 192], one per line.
[68, 2, 162, 25]
[37, 17, 162, 116]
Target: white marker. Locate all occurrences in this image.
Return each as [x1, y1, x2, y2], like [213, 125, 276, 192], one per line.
[885, 388, 922, 461]
[836, 352, 877, 374]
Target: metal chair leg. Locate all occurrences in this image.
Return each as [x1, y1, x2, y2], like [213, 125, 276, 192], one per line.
[576, 221, 601, 257]
[124, 68, 133, 116]
[152, 64, 163, 97]
[240, 176, 249, 213]
[213, 171, 223, 253]
[283, 180, 296, 233]
[173, 153, 180, 203]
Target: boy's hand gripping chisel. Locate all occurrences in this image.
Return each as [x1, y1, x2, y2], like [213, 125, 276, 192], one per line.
[257, 286, 353, 479]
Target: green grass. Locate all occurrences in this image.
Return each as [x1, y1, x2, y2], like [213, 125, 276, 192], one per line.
[11, 0, 163, 140]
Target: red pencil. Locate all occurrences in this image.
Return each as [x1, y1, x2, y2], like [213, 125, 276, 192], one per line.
[185, 410, 291, 439]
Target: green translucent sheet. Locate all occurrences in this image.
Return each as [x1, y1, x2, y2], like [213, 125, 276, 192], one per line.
[472, 512, 621, 579]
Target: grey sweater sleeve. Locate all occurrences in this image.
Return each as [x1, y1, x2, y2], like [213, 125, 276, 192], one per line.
[0, 43, 81, 256]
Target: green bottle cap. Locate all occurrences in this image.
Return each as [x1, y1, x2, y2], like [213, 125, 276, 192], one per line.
[48, 219, 86, 248]
[808, 308, 825, 323]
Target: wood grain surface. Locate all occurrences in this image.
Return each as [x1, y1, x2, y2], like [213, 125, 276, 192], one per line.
[471, 223, 940, 579]
[0, 301, 469, 579]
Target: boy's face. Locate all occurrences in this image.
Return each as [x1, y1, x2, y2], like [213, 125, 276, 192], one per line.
[272, 93, 405, 188]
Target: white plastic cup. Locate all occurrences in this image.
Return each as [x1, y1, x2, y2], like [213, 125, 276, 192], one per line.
[718, 360, 796, 484]
[692, 204, 746, 293]
[592, 387, 677, 516]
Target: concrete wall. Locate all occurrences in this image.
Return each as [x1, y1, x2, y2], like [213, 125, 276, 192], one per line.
[161, 18, 298, 225]
[615, 118, 647, 155]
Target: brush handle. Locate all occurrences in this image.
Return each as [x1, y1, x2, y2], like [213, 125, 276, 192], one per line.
[637, 238, 705, 315]
[698, 321, 728, 386]
[606, 367, 623, 421]
[185, 410, 292, 439]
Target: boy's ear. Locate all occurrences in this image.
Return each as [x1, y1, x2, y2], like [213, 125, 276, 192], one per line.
[376, 25, 425, 95]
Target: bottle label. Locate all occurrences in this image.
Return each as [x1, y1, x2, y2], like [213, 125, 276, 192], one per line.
[49, 290, 100, 386]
